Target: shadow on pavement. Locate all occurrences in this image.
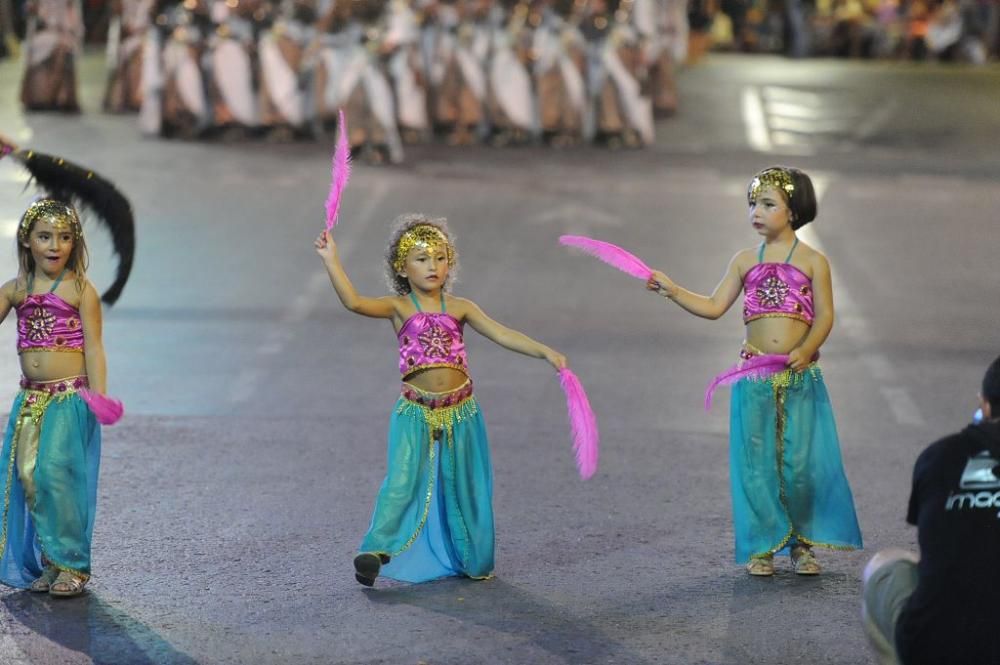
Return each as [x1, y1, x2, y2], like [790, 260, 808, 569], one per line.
[366, 576, 655, 665]
[2, 590, 200, 665]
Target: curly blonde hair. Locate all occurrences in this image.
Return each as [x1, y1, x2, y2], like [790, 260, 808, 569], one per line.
[384, 213, 459, 295]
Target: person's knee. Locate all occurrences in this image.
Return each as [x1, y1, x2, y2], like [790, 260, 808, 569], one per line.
[863, 548, 919, 585]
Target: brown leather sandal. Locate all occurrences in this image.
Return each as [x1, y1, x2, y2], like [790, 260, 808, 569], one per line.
[49, 571, 88, 597]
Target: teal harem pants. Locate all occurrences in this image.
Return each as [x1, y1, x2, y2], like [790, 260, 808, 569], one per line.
[729, 366, 862, 563]
[360, 380, 495, 582]
[0, 381, 101, 588]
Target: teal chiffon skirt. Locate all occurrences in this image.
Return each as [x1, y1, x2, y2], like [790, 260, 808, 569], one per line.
[360, 387, 494, 582]
[729, 366, 862, 563]
[0, 388, 100, 588]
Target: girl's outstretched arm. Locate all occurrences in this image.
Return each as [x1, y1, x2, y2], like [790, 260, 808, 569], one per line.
[646, 251, 746, 320]
[787, 253, 834, 370]
[315, 230, 395, 319]
[461, 299, 567, 370]
[80, 282, 108, 394]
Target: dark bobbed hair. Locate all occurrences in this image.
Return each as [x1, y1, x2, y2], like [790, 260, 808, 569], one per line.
[384, 214, 459, 295]
[982, 355, 1000, 416]
[751, 166, 818, 230]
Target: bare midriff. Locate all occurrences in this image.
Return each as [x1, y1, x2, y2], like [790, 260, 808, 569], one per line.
[744, 317, 811, 355]
[20, 350, 86, 383]
[403, 366, 469, 393]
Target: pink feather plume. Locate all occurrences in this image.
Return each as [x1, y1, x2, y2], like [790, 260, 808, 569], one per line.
[703, 354, 790, 410]
[558, 368, 599, 480]
[79, 389, 124, 425]
[324, 109, 352, 230]
[558, 235, 654, 281]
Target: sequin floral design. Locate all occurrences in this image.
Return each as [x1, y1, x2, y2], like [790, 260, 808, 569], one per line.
[418, 324, 452, 358]
[756, 276, 789, 309]
[25, 307, 56, 342]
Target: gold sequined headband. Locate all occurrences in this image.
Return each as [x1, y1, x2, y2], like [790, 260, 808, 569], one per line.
[393, 224, 454, 273]
[748, 168, 795, 205]
[18, 199, 82, 244]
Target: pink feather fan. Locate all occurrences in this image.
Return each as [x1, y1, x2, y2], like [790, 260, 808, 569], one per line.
[324, 109, 352, 230]
[558, 235, 654, 281]
[558, 368, 599, 480]
[703, 354, 790, 410]
[79, 389, 124, 425]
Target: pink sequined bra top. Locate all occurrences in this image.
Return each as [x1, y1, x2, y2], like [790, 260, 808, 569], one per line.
[742, 239, 814, 326]
[16, 271, 85, 354]
[398, 292, 469, 378]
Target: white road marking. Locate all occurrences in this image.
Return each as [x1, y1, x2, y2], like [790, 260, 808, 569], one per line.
[880, 386, 925, 427]
[742, 86, 772, 153]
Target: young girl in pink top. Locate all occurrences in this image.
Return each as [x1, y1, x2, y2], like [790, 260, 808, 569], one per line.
[647, 166, 862, 576]
[315, 214, 566, 586]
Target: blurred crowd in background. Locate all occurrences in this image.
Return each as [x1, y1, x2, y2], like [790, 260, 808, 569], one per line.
[0, 0, 994, 161]
[689, 0, 999, 62]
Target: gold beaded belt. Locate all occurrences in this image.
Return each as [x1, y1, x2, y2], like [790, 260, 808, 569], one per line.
[401, 380, 474, 409]
[19, 375, 89, 395]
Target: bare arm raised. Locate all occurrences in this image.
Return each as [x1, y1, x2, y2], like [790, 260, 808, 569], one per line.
[457, 298, 567, 371]
[645, 250, 749, 320]
[315, 229, 396, 320]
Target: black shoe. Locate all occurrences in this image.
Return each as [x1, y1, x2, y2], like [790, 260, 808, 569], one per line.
[354, 552, 390, 586]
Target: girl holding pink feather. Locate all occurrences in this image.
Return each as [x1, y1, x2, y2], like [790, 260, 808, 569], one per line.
[647, 166, 862, 576]
[316, 117, 594, 586]
[315, 215, 579, 586]
[562, 166, 862, 577]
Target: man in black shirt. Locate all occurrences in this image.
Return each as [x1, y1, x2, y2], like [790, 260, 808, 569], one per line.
[861, 354, 1000, 665]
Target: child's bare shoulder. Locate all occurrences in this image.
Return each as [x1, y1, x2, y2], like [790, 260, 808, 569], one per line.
[732, 247, 759, 271]
[798, 242, 830, 267]
[0, 278, 21, 303]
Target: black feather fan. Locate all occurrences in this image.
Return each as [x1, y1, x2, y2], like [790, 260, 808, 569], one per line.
[11, 149, 135, 306]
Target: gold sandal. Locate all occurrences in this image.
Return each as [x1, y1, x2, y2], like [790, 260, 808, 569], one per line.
[29, 567, 59, 593]
[792, 546, 821, 575]
[746, 554, 774, 576]
[49, 571, 88, 597]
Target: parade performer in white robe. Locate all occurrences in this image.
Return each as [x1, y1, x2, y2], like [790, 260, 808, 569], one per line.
[141, 0, 213, 137]
[632, 0, 676, 116]
[206, 0, 260, 134]
[428, 0, 488, 145]
[533, 0, 587, 146]
[384, 0, 430, 142]
[104, 0, 154, 112]
[484, 0, 536, 145]
[259, 0, 316, 136]
[313, 0, 404, 162]
[581, 0, 653, 147]
[21, 0, 83, 112]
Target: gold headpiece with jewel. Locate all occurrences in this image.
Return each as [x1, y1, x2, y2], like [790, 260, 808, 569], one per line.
[748, 168, 795, 205]
[393, 224, 454, 273]
[18, 199, 82, 244]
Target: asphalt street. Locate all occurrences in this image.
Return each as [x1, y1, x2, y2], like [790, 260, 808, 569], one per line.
[0, 52, 998, 664]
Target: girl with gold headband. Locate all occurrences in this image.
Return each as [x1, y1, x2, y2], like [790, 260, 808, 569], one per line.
[0, 137, 133, 597]
[0, 200, 104, 597]
[646, 166, 862, 576]
[315, 214, 567, 586]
